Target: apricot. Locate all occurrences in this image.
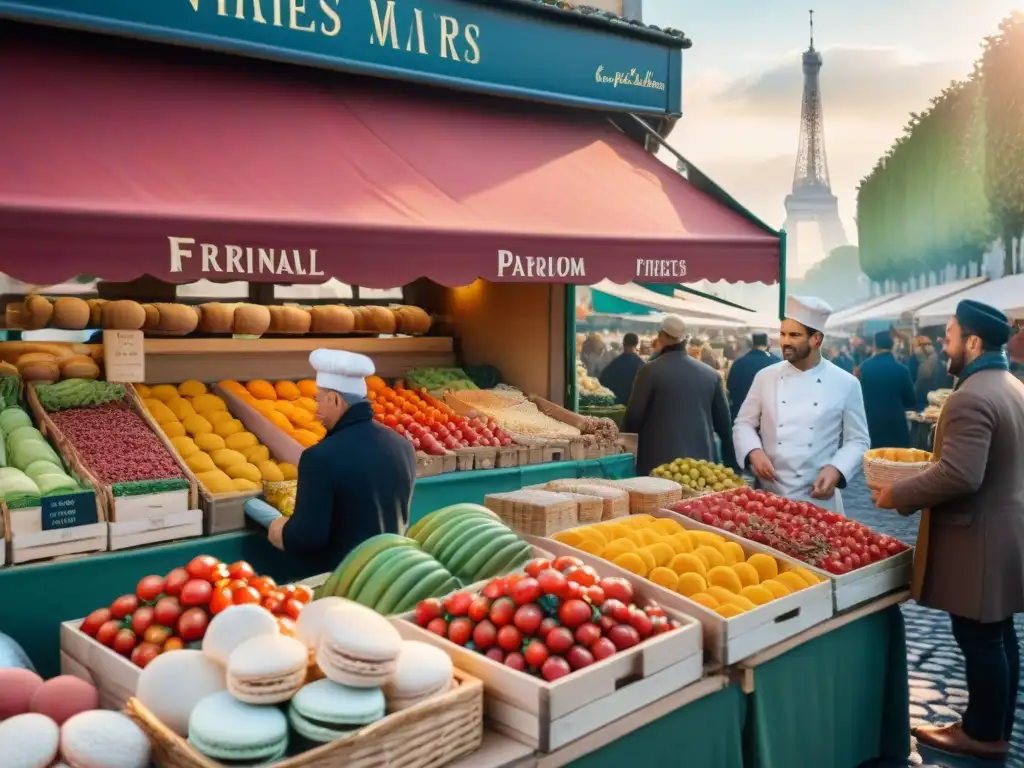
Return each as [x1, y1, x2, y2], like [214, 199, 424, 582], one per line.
[669, 553, 707, 579]
[747, 553, 779, 582]
[612, 552, 648, 578]
[648, 567, 679, 591]
[643, 542, 675, 568]
[732, 562, 761, 588]
[706, 566, 743, 594]
[676, 572, 707, 597]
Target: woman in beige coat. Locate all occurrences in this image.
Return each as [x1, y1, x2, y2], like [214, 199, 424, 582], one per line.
[874, 299, 1024, 761]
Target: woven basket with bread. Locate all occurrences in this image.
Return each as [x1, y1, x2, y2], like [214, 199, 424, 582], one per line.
[863, 447, 933, 490]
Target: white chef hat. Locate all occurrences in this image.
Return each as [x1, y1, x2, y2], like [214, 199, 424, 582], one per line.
[309, 349, 375, 398]
[660, 314, 686, 340]
[785, 295, 833, 333]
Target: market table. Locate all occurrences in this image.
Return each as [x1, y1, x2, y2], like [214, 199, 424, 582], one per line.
[0, 454, 635, 678]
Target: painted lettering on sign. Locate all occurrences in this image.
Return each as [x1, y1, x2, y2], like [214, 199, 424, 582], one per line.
[497, 249, 586, 279]
[595, 65, 666, 91]
[186, 0, 342, 36]
[168, 237, 326, 277]
[636, 259, 687, 278]
[368, 0, 480, 64]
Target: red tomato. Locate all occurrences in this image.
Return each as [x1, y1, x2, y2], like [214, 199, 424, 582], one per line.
[227, 561, 255, 581]
[426, 618, 449, 637]
[558, 599, 592, 629]
[472, 620, 498, 650]
[565, 566, 599, 588]
[136, 575, 166, 602]
[513, 604, 543, 636]
[445, 592, 473, 618]
[210, 587, 234, 615]
[95, 620, 120, 647]
[110, 594, 139, 620]
[447, 618, 474, 646]
[537, 569, 569, 599]
[541, 656, 571, 681]
[496, 625, 522, 652]
[112, 629, 138, 657]
[503, 573, 530, 595]
[130, 642, 161, 669]
[277, 617, 299, 638]
[537, 617, 559, 642]
[232, 586, 262, 605]
[485, 648, 505, 664]
[153, 596, 182, 628]
[488, 597, 516, 627]
[283, 599, 304, 621]
[415, 599, 443, 627]
[249, 576, 277, 598]
[582, 586, 606, 606]
[131, 606, 156, 636]
[293, 585, 314, 604]
[80, 608, 112, 637]
[628, 610, 653, 639]
[180, 579, 214, 608]
[144, 625, 171, 646]
[545, 627, 574, 655]
[566, 645, 595, 671]
[278, 585, 297, 599]
[468, 596, 492, 623]
[591, 637, 617, 660]
[209, 564, 231, 584]
[575, 623, 602, 648]
[481, 578, 506, 600]
[524, 558, 552, 578]
[552, 556, 584, 573]
[177, 608, 209, 642]
[263, 596, 285, 615]
[607, 624, 640, 651]
[163, 637, 184, 652]
[564, 581, 584, 600]
[510, 578, 541, 606]
[524, 640, 549, 669]
[598, 577, 634, 605]
[163, 568, 189, 598]
[504, 652, 526, 672]
[185, 555, 220, 582]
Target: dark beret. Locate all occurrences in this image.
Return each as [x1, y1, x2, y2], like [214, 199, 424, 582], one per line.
[955, 299, 1012, 347]
[873, 330, 894, 350]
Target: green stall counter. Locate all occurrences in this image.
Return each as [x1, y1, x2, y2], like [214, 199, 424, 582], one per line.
[1, 454, 635, 678]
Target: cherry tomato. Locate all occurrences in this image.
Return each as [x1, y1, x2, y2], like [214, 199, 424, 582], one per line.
[110, 594, 139, 620]
[503, 573, 529, 595]
[185, 555, 220, 581]
[144, 625, 171, 646]
[558, 599, 592, 629]
[575, 623, 602, 647]
[445, 592, 473, 617]
[598, 577, 634, 605]
[489, 597, 516, 627]
[249, 576, 277, 598]
[472, 620, 498, 650]
[164, 568, 189, 598]
[447, 618, 474, 646]
[163, 637, 184, 652]
[564, 581, 584, 600]
[545, 627, 574, 655]
[293, 585, 314, 604]
[565, 566, 599, 588]
[426, 618, 449, 637]
[510, 577, 541, 606]
[112, 629, 138, 657]
[278, 585, 297, 599]
[177, 608, 209, 643]
[524, 558, 552, 578]
[263, 596, 285, 615]
[582, 586, 606, 606]
[209, 564, 231, 584]
[552, 555, 584, 572]
[80, 608, 112, 637]
[513, 604, 543, 636]
[209, 587, 234, 615]
[415, 599, 443, 627]
[283, 599, 304, 621]
[628, 610, 653, 639]
[468, 596, 492, 623]
[537, 569, 569, 599]
[485, 647, 505, 664]
[497, 625, 522, 652]
[481, 579, 506, 600]
[95, 620, 120, 647]
[537, 617, 559, 642]
[136, 575, 166, 602]
[524, 640, 549, 668]
[180, 579, 214, 608]
[130, 606, 156, 636]
[607, 624, 640, 651]
[227, 561, 255, 581]
[131, 642, 161, 669]
[232, 586, 262, 605]
[542, 656, 571, 681]
[277, 617, 299, 638]
[504, 652, 526, 672]
[153, 596, 182, 627]
[591, 637, 617, 660]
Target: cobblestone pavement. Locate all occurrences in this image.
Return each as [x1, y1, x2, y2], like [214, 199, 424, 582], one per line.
[842, 477, 1024, 768]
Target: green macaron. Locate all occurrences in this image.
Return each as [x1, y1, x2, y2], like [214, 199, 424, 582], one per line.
[188, 691, 288, 763]
[287, 679, 385, 743]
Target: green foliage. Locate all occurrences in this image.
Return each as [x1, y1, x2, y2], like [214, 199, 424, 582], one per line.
[856, 13, 1024, 282]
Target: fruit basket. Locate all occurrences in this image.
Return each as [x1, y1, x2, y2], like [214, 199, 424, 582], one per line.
[534, 518, 833, 665]
[651, 458, 746, 498]
[392, 547, 703, 752]
[126, 668, 483, 768]
[862, 448, 933, 490]
[669, 491, 913, 612]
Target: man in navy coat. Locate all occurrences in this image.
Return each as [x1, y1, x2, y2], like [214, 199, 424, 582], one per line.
[268, 349, 417, 572]
[725, 332, 779, 420]
[858, 330, 916, 448]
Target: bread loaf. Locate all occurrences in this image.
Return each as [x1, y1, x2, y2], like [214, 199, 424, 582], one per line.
[87, 299, 107, 326]
[394, 305, 432, 334]
[153, 303, 199, 335]
[102, 300, 147, 330]
[350, 306, 368, 332]
[17, 352, 60, 382]
[309, 305, 355, 334]
[197, 303, 235, 334]
[59, 355, 100, 380]
[233, 304, 271, 336]
[22, 295, 54, 330]
[51, 297, 91, 330]
[268, 306, 311, 334]
[364, 306, 396, 334]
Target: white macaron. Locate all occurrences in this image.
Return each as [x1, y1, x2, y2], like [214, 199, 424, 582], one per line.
[384, 640, 454, 711]
[295, 596, 351, 651]
[135, 649, 226, 737]
[60, 710, 150, 768]
[202, 604, 280, 665]
[0, 712, 59, 767]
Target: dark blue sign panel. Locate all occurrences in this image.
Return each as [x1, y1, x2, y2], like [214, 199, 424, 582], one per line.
[41, 491, 99, 531]
[0, 0, 682, 114]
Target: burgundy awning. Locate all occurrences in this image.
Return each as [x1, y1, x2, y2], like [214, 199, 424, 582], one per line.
[0, 28, 779, 288]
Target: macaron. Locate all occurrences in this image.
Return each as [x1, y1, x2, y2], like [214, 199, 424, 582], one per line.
[317, 604, 402, 688]
[188, 691, 288, 764]
[60, 710, 150, 768]
[287, 679, 385, 744]
[135, 649, 226, 737]
[29, 675, 99, 725]
[203, 604, 280, 666]
[0, 668, 44, 719]
[384, 641, 454, 712]
[227, 634, 308, 704]
[0, 712, 59, 767]
[296, 596, 350, 654]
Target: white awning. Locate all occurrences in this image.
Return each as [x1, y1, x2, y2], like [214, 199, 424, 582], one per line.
[829, 277, 987, 328]
[914, 274, 1024, 326]
[590, 280, 776, 326]
[824, 293, 903, 330]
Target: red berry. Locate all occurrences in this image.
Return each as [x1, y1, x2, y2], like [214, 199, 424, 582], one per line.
[415, 599, 443, 627]
[426, 617, 449, 637]
[497, 624, 523, 652]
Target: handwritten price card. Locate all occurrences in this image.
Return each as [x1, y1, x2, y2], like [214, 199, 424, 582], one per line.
[103, 330, 145, 383]
[41, 491, 99, 531]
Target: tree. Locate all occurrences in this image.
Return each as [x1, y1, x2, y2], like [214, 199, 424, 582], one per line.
[980, 11, 1024, 275]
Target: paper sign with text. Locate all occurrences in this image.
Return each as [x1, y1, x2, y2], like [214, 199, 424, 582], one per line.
[103, 330, 145, 382]
[41, 491, 99, 531]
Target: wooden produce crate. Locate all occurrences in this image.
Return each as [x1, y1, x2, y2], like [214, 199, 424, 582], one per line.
[61, 619, 140, 711]
[392, 548, 704, 752]
[108, 509, 204, 551]
[4, 502, 107, 565]
[127, 385, 248, 535]
[669, 500, 913, 613]
[531, 519, 834, 666]
[215, 383, 304, 466]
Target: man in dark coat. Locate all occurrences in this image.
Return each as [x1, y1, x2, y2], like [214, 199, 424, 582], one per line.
[599, 333, 644, 405]
[268, 349, 416, 573]
[858, 330, 916, 448]
[725, 332, 779, 419]
[624, 315, 738, 475]
[874, 300, 1024, 760]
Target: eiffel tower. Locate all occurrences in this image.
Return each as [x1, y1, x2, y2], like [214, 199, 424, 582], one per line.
[783, 10, 847, 278]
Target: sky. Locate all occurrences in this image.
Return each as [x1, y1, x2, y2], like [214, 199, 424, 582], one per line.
[644, 0, 1020, 271]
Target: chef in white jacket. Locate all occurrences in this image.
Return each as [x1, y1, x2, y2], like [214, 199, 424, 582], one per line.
[732, 295, 869, 512]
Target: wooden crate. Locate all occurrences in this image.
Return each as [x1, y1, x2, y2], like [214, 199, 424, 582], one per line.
[391, 549, 703, 752]
[4, 503, 107, 564]
[670, 498, 913, 612]
[108, 508, 203, 551]
[415, 451, 445, 478]
[61, 619, 140, 710]
[531, 520, 834, 666]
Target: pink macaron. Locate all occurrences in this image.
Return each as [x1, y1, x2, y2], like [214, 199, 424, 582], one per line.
[30, 675, 99, 726]
[0, 667, 44, 719]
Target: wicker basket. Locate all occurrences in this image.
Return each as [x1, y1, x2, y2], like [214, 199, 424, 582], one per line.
[613, 477, 684, 513]
[542, 480, 629, 520]
[552, 492, 604, 524]
[124, 669, 484, 768]
[484, 490, 578, 536]
[863, 450, 933, 490]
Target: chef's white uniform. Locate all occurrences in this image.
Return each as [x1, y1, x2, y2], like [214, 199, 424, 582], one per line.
[732, 358, 870, 513]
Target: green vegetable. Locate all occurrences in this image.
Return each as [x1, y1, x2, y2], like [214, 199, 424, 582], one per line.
[34, 379, 126, 412]
[8, 432, 60, 470]
[24, 459, 64, 482]
[112, 478, 190, 497]
[0, 408, 31, 436]
[0, 377, 20, 410]
[405, 367, 479, 392]
[0, 466, 40, 508]
[36, 472, 79, 496]
[579, 392, 616, 408]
